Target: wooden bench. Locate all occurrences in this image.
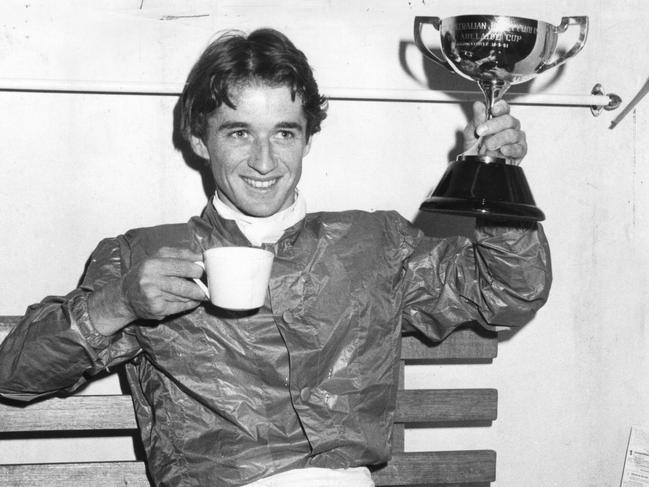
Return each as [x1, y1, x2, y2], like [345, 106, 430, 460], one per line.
[0, 315, 498, 486]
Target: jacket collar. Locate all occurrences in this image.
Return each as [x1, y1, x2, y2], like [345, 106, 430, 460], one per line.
[197, 200, 306, 250]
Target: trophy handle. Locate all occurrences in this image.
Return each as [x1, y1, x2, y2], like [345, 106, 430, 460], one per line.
[537, 16, 589, 74]
[413, 16, 455, 73]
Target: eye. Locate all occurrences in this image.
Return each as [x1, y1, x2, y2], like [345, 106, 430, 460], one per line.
[229, 129, 248, 139]
[276, 130, 295, 139]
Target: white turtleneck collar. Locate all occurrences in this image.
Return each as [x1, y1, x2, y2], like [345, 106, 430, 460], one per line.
[212, 190, 307, 246]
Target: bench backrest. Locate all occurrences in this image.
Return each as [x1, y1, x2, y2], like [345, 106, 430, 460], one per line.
[0, 315, 498, 486]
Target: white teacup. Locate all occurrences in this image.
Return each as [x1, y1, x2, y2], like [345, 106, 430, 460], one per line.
[194, 247, 274, 310]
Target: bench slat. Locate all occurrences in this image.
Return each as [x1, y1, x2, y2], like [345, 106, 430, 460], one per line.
[395, 388, 497, 423]
[0, 451, 496, 486]
[401, 328, 497, 361]
[0, 461, 150, 487]
[0, 395, 138, 432]
[372, 450, 497, 485]
[0, 388, 496, 432]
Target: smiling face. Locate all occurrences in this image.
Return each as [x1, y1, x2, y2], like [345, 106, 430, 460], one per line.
[190, 83, 312, 217]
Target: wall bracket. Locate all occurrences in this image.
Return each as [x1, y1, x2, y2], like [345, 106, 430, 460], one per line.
[590, 83, 622, 116]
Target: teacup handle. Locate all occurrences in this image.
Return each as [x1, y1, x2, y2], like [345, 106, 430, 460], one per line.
[413, 16, 456, 74]
[192, 261, 210, 299]
[537, 16, 589, 74]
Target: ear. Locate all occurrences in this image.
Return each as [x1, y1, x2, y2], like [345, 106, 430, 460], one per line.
[303, 135, 313, 157]
[189, 136, 210, 160]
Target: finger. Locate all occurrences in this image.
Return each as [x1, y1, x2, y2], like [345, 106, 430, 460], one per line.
[477, 115, 521, 140]
[475, 101, 518, 136]
[500, 142, 526, 158]
[159, 276, 209, 301]
[471, 101, 487, 127]
[481, 127, 525, 152]
[156, 246, 203, 262]
[481, 139, 527, 166]
[166, 300, 202, 316]
[128, 286, 203, 321]
[490, 99, 511, 117]
[155, 294, 203, 319]
[154, 258, 205, 279]
[463, 102, 486, 149]
[501, 130, 527, 159]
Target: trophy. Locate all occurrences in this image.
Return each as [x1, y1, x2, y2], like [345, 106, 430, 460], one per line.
[414, 15, 589, 221]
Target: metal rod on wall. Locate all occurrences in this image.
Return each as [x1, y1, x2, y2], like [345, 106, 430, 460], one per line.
[325, 87, 615, 107]
[0, 77, 618, 108]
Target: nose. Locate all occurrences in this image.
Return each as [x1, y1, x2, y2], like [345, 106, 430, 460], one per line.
[248, 138, 277, 175]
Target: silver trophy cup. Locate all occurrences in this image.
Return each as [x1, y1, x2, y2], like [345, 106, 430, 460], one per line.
[414, 15, 588, 221]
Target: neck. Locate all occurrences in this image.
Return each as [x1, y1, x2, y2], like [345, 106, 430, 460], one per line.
[212, 191, 306, 246]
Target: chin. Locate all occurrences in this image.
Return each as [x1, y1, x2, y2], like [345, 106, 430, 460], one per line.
[241, 203, 283, 218]
[239, 194, 293, 218]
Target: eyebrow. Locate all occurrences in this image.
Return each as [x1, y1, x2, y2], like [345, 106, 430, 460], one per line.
[216, 121, 305, 133]
[216, 121, 250, 132]
[275, 122, 305, 133]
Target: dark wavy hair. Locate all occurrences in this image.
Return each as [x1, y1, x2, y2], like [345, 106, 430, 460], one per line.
[180, 28, 328, 142]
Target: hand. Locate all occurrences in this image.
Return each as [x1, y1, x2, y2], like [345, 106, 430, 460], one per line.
[462, 100, 527, 165]
[120, 247, 206, 321]
[88, 247, 205, 336]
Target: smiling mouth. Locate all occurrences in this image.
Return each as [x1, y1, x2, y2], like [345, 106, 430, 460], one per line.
[242, 177, 279, 189]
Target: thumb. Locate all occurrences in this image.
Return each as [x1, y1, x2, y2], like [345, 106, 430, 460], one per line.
[463, 101, 487, 153]
[471, 101, 488, 127]
[464, 101, 487, 138]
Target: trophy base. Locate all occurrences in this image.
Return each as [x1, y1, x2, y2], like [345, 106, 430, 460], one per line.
[420, 196, 545, 221]
[420, 155, 545, 222]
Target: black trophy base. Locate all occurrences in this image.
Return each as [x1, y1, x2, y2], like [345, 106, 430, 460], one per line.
[420, 155, 545, 222]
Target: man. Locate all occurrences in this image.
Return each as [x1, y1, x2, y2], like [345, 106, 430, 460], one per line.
[0, 28, 551, 486]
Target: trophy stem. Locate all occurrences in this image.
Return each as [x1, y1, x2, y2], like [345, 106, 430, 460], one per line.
[478, 79, 511, 119]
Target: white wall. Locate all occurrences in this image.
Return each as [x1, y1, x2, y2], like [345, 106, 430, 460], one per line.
[1, 1, 648, 485]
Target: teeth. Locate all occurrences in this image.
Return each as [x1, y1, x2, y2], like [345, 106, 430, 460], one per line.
[243, 177, 277, 189]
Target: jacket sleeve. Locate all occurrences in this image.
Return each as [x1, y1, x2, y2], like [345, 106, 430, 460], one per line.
[401, 220, 552, 341]
[0, 237, 141, 402]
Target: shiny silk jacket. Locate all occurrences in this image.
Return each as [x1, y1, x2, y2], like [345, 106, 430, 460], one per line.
[0, 204, 552, 486]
